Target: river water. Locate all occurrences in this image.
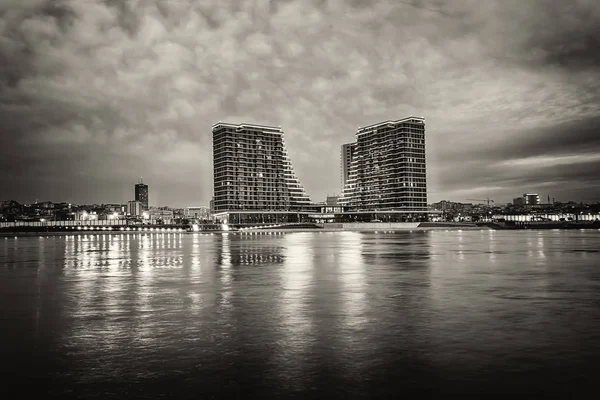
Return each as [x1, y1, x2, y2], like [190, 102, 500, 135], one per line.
[1, 230, 599, 398]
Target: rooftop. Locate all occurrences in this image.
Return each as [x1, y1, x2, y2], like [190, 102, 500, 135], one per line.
[357, 116, 425, 133]
[212, 122, 283, 132]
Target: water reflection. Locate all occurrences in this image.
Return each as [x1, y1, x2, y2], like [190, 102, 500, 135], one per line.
[216, 233, 286, 266]
[338, 232, 366, 330]
[60, 233, 188, 371]
[279, 232, 315, 351]
[487, 229, 498, 263]
[1, 230, 599, 397]
[457, 229, 465, 260]
[217, 233, 232, 316]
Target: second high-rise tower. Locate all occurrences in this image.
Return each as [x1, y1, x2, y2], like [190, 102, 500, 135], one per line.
[341, 116, 427, 211]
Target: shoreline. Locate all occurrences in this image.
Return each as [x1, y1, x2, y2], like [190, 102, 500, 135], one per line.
[2, 223, 599, 237]
[0, 226, 484, 237]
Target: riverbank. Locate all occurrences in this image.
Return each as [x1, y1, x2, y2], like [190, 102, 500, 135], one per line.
[2, 221, 599, 237]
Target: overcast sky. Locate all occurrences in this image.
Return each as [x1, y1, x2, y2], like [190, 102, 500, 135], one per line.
[1, 0, 599, 206]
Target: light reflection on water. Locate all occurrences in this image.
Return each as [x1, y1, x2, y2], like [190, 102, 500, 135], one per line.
[1, 230, 600, 398]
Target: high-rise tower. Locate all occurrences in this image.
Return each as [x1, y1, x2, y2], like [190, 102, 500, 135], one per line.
[212, 122, 311, 213]
[135, 178, 149, 210]
[341, 117, 427, 211]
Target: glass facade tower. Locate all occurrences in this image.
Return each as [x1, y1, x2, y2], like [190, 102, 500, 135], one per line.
[341, 117, 427, 211]
[212, 122, 311, 212]
[135, 181, 149, 210]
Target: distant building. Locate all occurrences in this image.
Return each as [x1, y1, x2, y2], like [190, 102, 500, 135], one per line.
[184, 206, 211, 220]
[149, 208, 173, 224]
[37, 201, 54, 209]
[340, 142, 356, 190]
[103, 203, 126, 213]
[513, 193, 540, 206]
[135, 179, 149, 210]
[513, 197, 526, 206]
[75, 210, 98, 221]
[212, 122, 311, 213]
[170, 208, 185, 219]
[128, 200, 143, 217]
[431, 200, 473, 211]
[524, 193, 540, 205]
[340, 116, 427, 211]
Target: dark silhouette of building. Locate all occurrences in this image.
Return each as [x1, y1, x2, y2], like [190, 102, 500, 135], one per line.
[212, 122, 311, 212]
[340, 142, 356, 190]
[135, 178, 149, 210]
[341, 116, 427, 211]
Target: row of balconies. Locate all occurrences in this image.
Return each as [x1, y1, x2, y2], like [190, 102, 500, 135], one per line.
[355, 154, 426, 163]
[358, 181, 427, 187]
[357, 163, 426, 169]
[359, 194, 427, 200]
[213, 142, 284, 150]
[213, 156, 289, 165]
[356, 203, 429, 208]
[356, 135, 425, 145]
[214, 173, 292, 180]
[213, 154, 287, 164]
[212, 130, 283, 138]
[356, 140, 425, 148]
[356, 134, 425, 143]
[357, 124, 424, 134]
[358, 171, 426, 177]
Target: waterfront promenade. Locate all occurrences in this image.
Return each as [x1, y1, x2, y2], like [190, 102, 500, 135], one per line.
[2, 221, 599, 236]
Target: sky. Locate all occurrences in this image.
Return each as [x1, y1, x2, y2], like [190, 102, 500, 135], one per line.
[1, 0, 599, 207]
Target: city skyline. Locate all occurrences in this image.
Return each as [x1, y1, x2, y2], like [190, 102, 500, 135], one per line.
[1, 0, 599, 207]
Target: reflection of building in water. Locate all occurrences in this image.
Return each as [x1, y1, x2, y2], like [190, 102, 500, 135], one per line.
[65, 234, 111, 270]
[277, 233, 315, 355]
[361, 231, 431, 264]
[337, 232, 367, 329]
[215, 234, 286, 266]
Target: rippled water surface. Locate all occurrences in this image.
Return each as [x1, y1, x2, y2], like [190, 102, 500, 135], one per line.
[2, 230, 600, 398]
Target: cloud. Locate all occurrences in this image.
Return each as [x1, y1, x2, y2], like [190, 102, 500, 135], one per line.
[0, 0, 599, 206]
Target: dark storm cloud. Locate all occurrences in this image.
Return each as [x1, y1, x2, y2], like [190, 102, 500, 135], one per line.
[435, 156, 600, 204]
[437, 117, 600, 164]
[430, 116, 600, 202]
[105, 0, 140, 36]
[0, 0, 599, 205]
[500, 118, 600, 160]
[522, 1, 600, 71]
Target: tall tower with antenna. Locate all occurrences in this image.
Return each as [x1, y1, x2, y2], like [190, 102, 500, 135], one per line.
[135, 177, 149, 210]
